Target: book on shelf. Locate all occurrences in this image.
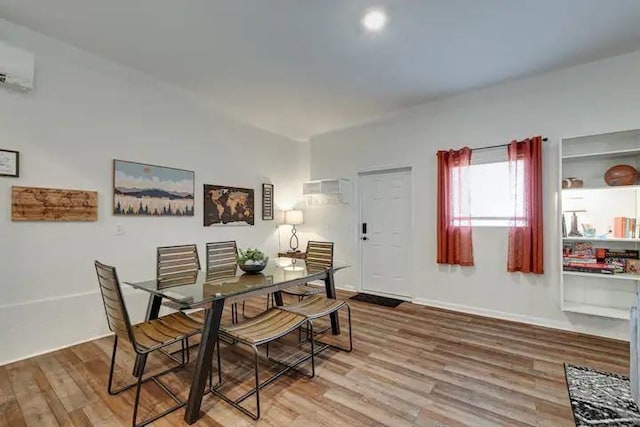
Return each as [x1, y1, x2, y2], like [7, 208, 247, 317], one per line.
[603, 249, 639, 271]
[565, 262, 612, 268]
[563, 265, 616, 275]
[570, 242, 594, 257]
[564, 260, 620, 273]
[562, 256, 598, 265]
[563, 243, 639, 275]
[613, 217, 639, 238]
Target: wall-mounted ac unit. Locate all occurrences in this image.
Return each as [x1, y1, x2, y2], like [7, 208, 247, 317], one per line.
[303, 178, 352, 206]
[0, 41, 34, 91]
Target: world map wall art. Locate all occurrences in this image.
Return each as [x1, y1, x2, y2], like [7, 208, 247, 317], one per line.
[113, 160, 195, 216]
[204, 184, 254, 226]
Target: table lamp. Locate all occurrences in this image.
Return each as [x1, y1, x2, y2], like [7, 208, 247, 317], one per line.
[284, 209, 304, 252]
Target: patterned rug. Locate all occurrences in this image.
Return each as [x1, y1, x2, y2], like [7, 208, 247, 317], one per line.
[564, 364, 640, 426]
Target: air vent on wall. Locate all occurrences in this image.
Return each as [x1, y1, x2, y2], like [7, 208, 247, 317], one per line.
[0, 41, 34, 91]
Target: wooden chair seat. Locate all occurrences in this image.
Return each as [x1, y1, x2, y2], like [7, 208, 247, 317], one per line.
[220, 309, 306, 346]
[279, 294, 353, 353]
[281, 283, 325, 297]
[279, 295, 345, 320]
[132, 312, 202, 351]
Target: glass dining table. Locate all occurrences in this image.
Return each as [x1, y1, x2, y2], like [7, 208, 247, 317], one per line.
[124, 260, 348, 424]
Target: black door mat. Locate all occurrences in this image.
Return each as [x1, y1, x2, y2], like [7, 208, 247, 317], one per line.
[349, 293, 404, 307]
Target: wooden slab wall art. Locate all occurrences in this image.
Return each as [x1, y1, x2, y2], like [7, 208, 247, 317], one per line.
[11, 186, 98, 222]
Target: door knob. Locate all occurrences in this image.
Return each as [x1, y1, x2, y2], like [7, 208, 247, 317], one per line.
[361, 236, 369, 241]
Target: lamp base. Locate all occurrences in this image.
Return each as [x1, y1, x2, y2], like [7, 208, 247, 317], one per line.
[289, 224, 299, 252]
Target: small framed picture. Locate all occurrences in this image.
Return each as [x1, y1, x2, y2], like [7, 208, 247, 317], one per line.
[262, 183, 274, 220]
[0, 149, 19, 177]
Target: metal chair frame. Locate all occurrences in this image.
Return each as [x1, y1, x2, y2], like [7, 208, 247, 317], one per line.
[282, 295, 353, 353]
[305, 303, 353, 354]
[95, 261, 201, 427]
[210, 319, 316, 420]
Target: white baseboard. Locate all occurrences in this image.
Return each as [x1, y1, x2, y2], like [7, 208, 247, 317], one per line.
[0, 288, 151, 366]
[336, 284, 357, 292]
[411, 297, 628, 341]
[0, 333, 112, 367]
[0, 286, 145, 310]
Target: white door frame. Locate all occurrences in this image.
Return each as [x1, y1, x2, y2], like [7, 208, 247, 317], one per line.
[357, 165, 414, 300]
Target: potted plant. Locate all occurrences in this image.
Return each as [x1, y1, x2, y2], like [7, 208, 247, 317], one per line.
[237, 248, 269, 274]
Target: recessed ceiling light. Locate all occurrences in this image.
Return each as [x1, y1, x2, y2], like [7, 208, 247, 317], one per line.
[361, 8, 388, 32]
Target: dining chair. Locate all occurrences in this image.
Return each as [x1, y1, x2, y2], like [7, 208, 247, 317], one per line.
[281, 241, 334, 300]
[279, 240, 351, 351]
[210, 308, 315, 420]
[94, 261, 203, 427]
[206, 241, 243, 322]
[279, 295, 353, 353]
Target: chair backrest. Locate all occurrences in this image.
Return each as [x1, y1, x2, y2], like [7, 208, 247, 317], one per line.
[157, 244, 201, 289]
[305, 241, 334, 268]
[94, 261, 134, 343]
[206, 264, 238, 282]
[206, 241, 238, 271]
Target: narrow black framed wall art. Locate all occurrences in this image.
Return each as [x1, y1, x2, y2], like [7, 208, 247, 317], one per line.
[262, 183, 274, 220]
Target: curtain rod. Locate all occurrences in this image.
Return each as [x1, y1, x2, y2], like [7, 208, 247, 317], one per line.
[470, 137, 548, 152]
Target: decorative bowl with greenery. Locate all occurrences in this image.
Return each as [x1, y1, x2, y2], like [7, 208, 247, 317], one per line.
[237, 248, 269, 274]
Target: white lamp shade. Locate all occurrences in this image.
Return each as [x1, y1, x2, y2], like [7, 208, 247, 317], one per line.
[284, 210, 304, 225]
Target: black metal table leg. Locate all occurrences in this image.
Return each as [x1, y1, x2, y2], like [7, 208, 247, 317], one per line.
[145, 294, 163, 320]
[133, 294, 162, 375]
[184, 299, 225, 424]
[325, 270, 341, 335]
[273, 291, 283, 307]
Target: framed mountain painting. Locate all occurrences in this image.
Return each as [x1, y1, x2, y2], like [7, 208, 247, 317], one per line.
[113, 160, 194, 216]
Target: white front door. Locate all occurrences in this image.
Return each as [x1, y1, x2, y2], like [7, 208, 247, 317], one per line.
[359, 168, 412, 298]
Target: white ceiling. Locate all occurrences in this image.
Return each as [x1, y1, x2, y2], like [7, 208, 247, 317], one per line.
[2, 1, 640, 141]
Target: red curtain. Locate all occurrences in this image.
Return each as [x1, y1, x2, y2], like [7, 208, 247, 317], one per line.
[507, 136, 544, 274]
[437, 147, 474, 266]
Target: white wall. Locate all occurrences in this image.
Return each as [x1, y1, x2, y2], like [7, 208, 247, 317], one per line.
[310, 49, 640, 340]
[0, 20, 309, 365]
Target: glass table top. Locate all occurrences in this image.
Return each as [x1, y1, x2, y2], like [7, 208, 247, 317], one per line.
[124, 260, 348, 309]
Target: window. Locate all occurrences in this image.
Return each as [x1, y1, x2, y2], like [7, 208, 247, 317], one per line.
[452, 160, 524, 227]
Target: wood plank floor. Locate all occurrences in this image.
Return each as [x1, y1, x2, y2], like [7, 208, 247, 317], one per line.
[0, 290, 629, 427]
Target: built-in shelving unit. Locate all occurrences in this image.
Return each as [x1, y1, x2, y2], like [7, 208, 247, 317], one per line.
[562, 148, 640, 161]
[302, 178, 352, 206]
[560, 129, 640, 319]
[562, 302, 629, 320]
[563, 185, 640, 193]
[563, 271, 640, 281]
